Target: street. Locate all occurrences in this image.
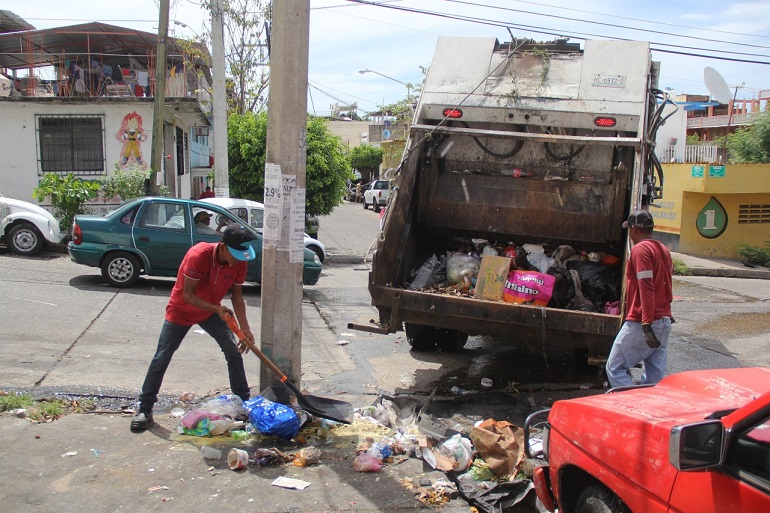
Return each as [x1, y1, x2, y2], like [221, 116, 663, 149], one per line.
[0, 200, 769, 512]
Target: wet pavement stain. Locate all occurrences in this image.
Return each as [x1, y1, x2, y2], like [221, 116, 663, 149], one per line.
[697, 312, 770, 339]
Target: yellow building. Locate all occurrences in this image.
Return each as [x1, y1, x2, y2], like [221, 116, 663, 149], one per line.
[652, 164, 770, 258]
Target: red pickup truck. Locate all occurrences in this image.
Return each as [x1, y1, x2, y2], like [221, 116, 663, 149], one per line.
[525, 367, 770, 513]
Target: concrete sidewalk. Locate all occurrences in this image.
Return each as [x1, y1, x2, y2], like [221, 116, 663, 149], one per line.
[671, 252, 770, 280]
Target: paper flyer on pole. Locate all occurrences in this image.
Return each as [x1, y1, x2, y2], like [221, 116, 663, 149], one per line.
[263, 164, 282, 245]
[290, 188, 305, 263]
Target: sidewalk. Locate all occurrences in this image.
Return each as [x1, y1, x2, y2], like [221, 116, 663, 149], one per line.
[671, 252, 770, 280]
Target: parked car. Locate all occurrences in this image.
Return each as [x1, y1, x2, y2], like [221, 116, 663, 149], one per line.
[68, 197, 322, 288]
[363, 179, 390, 212]
[200, 197, 326, 262]
[525, 367, 770, 513]
[1, 192, 64, 256]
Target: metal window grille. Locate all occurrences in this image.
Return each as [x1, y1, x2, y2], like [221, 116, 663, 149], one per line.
[36, 115, 105, 175]
[738, 204, 770, 224]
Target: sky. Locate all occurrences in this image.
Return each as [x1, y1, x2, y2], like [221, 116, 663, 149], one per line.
[11, 0, 770, 116]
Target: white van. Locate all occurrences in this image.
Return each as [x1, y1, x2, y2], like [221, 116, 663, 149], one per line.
[201, 197, 326, 262]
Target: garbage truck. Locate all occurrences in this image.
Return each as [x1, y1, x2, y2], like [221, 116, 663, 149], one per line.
[350, 37, 671, 358]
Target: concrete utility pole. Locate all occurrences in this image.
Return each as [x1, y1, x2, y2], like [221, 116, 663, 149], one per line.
[150, 0, 169, 194]
[211, 0, 229, 197]
[260, 0, 310, 391]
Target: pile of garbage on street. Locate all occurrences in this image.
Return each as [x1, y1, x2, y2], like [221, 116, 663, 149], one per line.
[407, 238, 622, 314]
[173, 391, 542, 512]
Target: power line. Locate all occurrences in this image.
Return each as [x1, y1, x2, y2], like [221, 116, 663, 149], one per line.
[340, 0, 770, 65]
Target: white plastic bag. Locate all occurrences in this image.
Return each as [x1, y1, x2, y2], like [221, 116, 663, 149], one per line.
[447, 252, 480, 285]
[440, 433, 474, 472]
[202, 394, 247, 418]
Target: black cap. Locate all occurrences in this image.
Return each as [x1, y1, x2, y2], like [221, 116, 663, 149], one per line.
[221, 223, 256, 261]
[622, 210, 654, 230]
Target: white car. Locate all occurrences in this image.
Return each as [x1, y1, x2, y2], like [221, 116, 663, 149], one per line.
[1, 192, 64, 256]
[201, 197, 326, 262]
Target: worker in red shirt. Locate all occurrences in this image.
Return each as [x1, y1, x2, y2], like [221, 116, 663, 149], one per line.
[199, 186, 215, 199]
[606, 210, 673, 388]
[131, 223, 257, 432]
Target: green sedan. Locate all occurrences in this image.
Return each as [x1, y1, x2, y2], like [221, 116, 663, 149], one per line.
[68, 197, 322, 288]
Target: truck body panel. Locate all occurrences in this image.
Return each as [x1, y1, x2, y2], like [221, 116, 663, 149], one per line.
[366, 36, 667, 354]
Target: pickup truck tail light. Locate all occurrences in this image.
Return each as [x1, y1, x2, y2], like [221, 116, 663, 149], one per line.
[72, 223, 82, 245]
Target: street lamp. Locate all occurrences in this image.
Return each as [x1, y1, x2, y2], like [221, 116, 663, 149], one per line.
[359, 69, 411, 101]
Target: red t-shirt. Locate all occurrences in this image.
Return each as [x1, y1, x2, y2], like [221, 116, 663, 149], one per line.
[625, 239, 673, 324]
[199, 190, 215, 199]
[165, 242, 248, 326]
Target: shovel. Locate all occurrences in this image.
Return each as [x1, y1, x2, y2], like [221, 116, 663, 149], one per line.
[224, 313, 353, 424]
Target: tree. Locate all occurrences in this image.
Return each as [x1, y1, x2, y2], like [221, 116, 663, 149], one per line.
[349, 145, 383, 182]
[728, 109, 770, 163]
[192, 0, 271, 114]
[228, 112, 352, 217]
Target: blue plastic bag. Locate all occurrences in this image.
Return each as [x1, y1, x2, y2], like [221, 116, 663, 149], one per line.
[244, 396, 300, 441]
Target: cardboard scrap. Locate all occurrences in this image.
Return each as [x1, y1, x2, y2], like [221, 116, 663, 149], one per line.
[475, 255, 511, 300]
[271, 476, 311, 490]
[469, 419, 525, 477]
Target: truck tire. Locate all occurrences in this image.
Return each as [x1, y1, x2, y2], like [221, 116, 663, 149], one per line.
[374, 201, 381, 213]
[8, 223, 44, 256]
[101, 251, 141, 288]
[363, 198, 368, 210]
[435, 329, 468, 352]
[405, 323, 437, 352]
[575, 484, 629, 513]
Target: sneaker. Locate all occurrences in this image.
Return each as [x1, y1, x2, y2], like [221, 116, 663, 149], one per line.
[130, 411, 153, 432]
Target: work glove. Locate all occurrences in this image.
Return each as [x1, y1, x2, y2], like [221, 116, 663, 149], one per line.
[642, 323, 661, 349]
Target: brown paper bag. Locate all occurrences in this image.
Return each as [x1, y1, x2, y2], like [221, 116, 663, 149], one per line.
[475, 255, 512, 301]
[469, 418, 525, 476]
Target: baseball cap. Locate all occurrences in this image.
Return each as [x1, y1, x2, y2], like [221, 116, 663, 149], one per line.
[622, 209, 654, 230]
[221, 223, 256, 261]
[195, 211, 211, 223]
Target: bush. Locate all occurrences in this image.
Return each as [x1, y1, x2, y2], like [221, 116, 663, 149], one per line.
[737, 242, 770, 267]
[672, 258, 691, 276]
[33, 173, 101, 234]
[100, 164, 168, 201]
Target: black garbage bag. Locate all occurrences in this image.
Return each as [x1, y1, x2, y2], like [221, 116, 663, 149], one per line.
[450, 474, 536, 513]
[408, 254, 445, 290]
[567, 261, 622, 307]
[546, 266, 575, 309]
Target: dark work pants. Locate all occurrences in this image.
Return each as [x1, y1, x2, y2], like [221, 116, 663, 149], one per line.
[137, 314, 249, 412]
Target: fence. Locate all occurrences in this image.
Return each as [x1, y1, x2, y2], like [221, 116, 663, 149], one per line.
[656, 144, 719, 164]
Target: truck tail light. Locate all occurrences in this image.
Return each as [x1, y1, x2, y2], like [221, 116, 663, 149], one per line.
[72, 223, 82, 245]
[594, 116, 617, 127]
[443, 108, 463, 119]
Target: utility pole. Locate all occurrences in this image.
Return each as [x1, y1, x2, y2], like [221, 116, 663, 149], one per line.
[150, 0, 169, 195]
[211, 0, 229, 197]
[260, 0, 309, 391]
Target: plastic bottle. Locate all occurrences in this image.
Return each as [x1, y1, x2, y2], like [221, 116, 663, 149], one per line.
[208, 419, 245, 436]
[200, 446, 222, 459]
[511, 168, 532, 178]
[451, 386, 465, 395]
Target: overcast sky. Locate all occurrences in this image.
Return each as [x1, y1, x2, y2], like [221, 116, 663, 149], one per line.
[13, 0, 770, 116]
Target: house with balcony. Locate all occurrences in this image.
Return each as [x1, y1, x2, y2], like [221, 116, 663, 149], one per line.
[0, 15, 213, 209]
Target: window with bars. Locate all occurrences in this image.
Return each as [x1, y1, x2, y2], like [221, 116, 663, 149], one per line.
[738, 204, 770, 224]
[36, 115, 106, 175]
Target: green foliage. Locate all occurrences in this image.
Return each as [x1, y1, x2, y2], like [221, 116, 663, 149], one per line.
[737, 241, 770, 267]
[349, 144, 384, 182]
[686, 133, 702, 146]
[33, 173, 101, 233]
[28, 400, 66, 421]
[0, 393, 33, 411]
[728, 110, 770, 163]
[373, 98, 415, 123]
[99, 164, 168, 201]
[228, 112, 352, 217]
[672, 258, 691, 276]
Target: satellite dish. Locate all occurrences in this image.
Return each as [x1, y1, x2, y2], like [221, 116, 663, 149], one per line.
[704, 67, 731, 104]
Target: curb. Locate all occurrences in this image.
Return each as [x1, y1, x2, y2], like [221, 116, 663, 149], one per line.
[326, 254, 372, 265]
[688, 267, 770, 280]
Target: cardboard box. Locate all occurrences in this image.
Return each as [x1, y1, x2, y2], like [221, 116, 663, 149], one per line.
[475, 255, 511, 300]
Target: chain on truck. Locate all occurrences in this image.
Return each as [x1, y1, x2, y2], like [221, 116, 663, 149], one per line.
[350, 37, 676, 360]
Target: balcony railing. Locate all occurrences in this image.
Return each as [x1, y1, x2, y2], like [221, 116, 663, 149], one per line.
[656, 144, 719, 164]
[687, 112, 759, 129]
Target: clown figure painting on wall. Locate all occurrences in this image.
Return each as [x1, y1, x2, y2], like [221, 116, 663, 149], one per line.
[116, 112, 148, 168]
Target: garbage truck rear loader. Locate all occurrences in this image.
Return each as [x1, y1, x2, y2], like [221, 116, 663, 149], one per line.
[353, 37, 669, 357]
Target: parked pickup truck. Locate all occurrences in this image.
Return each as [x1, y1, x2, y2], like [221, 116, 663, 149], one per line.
[362, 179, 390, 213]
[525, 367, 770, 513]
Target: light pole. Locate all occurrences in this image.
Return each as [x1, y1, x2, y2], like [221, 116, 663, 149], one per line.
[359, 69, 411, 102]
